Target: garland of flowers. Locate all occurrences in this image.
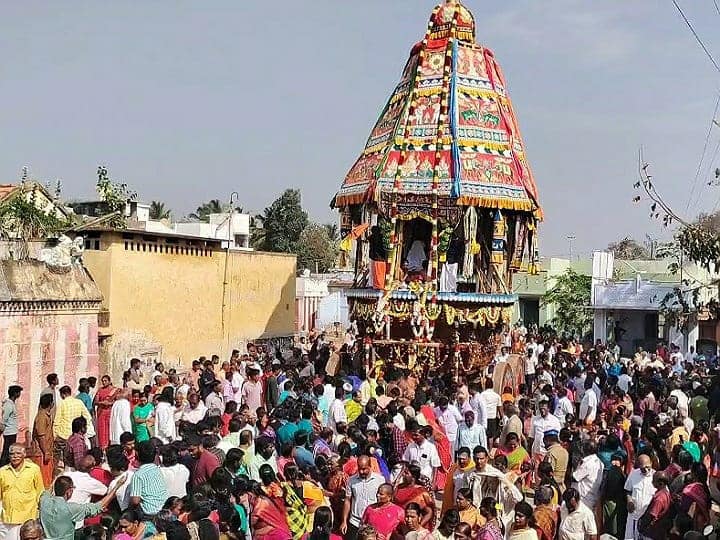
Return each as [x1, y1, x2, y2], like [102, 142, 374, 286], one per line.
[444, 305, 512, 327]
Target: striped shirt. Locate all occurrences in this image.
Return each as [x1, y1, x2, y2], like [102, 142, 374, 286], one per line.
[129, 463, 169, 515]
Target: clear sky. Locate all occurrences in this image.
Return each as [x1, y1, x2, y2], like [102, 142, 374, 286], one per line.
[2, 1, 719, 256]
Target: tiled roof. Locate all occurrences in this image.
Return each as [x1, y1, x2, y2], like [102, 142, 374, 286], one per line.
[0, 184, 18, 203]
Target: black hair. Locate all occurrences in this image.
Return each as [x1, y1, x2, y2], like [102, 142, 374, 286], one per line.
[136, 441, 157, 465]
[71, 416, 87, 434]
[54, 475, 73, 496]
[39, 393, 53, 408]
[119, 432, 135, 445]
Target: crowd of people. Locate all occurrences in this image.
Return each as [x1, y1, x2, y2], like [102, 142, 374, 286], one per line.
[0, 329, 718, 540]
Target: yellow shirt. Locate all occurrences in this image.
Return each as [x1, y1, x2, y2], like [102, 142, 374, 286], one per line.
[0, 460, 44, 524]
[53, 397, 94, 440]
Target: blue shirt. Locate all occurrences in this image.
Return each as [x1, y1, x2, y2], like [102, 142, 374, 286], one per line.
[297, 419, 313, 436]
[277, 422, 299, 447]
[294, 445, 315, 469]
[77, 393, 93, 414]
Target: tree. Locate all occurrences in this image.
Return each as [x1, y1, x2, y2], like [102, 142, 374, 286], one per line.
[255, 189, 308, 253]
[295, 223, 339, 273]
[190, 199, 228, 222]
[541, 268, 592, 339]
[322, 223, 339, 242]
[96, 165, 137, 228]
[607, 237, 650, 260]
[149, 201, 171, 220]
[0, 195, 68, 242]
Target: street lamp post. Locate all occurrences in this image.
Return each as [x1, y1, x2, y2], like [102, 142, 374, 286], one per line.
[567, 235, 576, 261]
[222, 192, 239, 356]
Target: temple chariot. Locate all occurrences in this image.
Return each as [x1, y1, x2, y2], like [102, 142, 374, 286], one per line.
[332, 0, 541, 379]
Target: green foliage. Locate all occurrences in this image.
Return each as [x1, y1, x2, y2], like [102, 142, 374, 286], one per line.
[295, 223, 339, 273]
[322, 223, 339, 242]
[607, 237, 650, 260]
[255, 189, 308, 253]
[190, 199, 228, 222]
[96, 166, 137, 228]
[0, 195, 68, 241]
[541, 269, 592, 339]
[149, 201, 171, 220]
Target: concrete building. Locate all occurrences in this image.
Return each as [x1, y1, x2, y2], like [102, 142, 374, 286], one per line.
[512, 257, 592, 326]
[174, 212, 251, 250]
[70, 200, 253, 250]
[78, 228, 295, 379]
[590, 251, 719, 356]
[0, 258, 102, 438]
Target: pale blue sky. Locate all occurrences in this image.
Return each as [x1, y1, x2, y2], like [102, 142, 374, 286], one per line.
[1, 1, 719, 255]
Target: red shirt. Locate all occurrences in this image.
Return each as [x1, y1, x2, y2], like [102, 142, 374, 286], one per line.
[221, 413, 232, 437]
[193, 450, 220, 487]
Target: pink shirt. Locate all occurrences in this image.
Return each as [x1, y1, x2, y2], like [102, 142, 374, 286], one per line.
[362, 503, 405, 540]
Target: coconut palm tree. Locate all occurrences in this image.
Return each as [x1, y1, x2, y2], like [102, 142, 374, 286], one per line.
[189, 199, 228, 222]
[149, 200, 171, 220]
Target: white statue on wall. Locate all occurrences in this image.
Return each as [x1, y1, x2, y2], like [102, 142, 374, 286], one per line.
[39, 234, 84, 268]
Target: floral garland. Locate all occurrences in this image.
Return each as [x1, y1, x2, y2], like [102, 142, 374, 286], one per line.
[443, 305, 512, 327]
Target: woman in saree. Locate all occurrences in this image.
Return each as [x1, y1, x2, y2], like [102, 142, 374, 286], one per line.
[454, 488, 485, 531]
[418, 405, 452, 491]
[393, 463, 436, 530]
[320, 456, 348, 535]
[507, 502, 538, 540]
[494, 433, 530, 475]
[440, 447, 474, 514]
[93, 375, 116, 449]
[260, 464, 309, 540]
[249, 479, 293, 540]
[476, 497, 505, 540]
[679, 462, 711, 532]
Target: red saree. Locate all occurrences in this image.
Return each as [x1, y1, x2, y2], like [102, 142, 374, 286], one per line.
[94, 385, 116, 449]
[419, 405, 452, 490]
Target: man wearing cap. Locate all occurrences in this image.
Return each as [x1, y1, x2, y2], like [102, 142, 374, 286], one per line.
[543, 429, 568, 492]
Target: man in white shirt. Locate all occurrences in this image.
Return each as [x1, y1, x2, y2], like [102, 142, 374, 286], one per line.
[670, 344, 684, 375]
[579, 378, 598, 425]
[328, 387, 347, 430]
[617, 366, 632, 393]
[110, 389, 133, 445]
[524, 347, 537, 389]
[554, 387, 574, 425]
[436, 396, 462, 453]
[402, 422, 441, 480]
[181, 393, 208, 425]
[340, 456, 385, 538]
[456, 410, 487, 451]
[571, 440, 603, 508]
[108, 449, 133, 511]
[685, 345, 696, 365]
[530, 399, 561, 458]
[624, 454, 656, 540]
[468, 384, 488, 432]
[204, 380, 225, 414]
[558, 487, 598, 540]
[159, 446, 189, 498]
[154, 387, 177, 444]
[669, 384, 690, 419]
[67, 456, 108, 529]
[479, 379, 502, 442]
